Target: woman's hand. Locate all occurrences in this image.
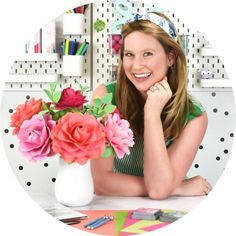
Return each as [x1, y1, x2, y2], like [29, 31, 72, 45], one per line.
[171, 175, 212, 196]
[144, 76, 172, 116]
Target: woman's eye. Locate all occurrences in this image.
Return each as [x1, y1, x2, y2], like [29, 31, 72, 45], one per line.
[144, 52, 153, 56]
[124, 53, 133, 57]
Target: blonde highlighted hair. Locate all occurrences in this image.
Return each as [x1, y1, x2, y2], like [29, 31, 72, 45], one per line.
[115, 12, 196, 142]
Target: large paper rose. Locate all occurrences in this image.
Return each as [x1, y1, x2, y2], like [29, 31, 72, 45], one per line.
[104, 113, 134, 159]
[55, 87, 87, 110]
[51, 113, 105, 164]
[10, 98, 42, 135]
[18, 114, 56, 161]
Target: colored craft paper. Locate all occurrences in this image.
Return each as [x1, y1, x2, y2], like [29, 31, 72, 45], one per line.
[140, 221, 171, 231]
[115, 211, 128, 235]
[121, 220, 163, 234]
[70, 209, 182, 235]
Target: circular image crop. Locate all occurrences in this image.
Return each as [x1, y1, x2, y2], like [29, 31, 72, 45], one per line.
[1, 0, 235, 235]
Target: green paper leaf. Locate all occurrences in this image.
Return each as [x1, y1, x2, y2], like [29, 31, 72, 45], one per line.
[44, 89, 53, 101]
[39, 110, 49, 115]
[50, 82, 57, 94]
[102, 146, 114, 158]
[104, 104, 116, 114]
[102, 93, 112, 104]
[77, 82, 90, 93]
[52, 91, 61, 103]
[93, 98, 103, 108]
[41, 101, 49, 111]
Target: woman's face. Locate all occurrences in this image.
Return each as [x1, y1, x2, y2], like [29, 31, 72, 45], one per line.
[123, 31, 172, 96]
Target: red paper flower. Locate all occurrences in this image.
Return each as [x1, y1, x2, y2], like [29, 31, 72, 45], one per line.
[55, 87, 87, 110]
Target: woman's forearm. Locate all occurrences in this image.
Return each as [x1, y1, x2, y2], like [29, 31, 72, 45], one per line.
[93, 171, 148, 197]
[143, 114, 174, 198]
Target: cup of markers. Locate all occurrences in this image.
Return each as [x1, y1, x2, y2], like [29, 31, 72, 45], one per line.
[61, 39, 89, 77]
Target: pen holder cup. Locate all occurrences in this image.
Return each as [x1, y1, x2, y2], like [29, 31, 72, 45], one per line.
[63, 13, 85, 35]
[63, 55, 84, 77]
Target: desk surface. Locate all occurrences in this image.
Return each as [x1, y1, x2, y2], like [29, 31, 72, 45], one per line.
[74, 195, 205, 211]
[31, 194, 205, 235]
[31, 193, 205, 212]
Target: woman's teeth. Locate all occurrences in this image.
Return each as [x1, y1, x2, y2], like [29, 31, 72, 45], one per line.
[134, 73, 151, 78]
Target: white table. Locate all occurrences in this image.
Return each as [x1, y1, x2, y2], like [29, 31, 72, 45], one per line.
[31, 193, 205, 212]
[73, 195, 205, 211]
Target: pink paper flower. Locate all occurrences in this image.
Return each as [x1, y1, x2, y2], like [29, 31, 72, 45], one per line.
[104, 113, 134, 158]
[51, 113, 105, 165]
[18, 114, 56, 162]
[55, 87, 87, 110]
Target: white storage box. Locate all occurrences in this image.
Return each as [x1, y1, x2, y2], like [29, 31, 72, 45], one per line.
[62, 55, 84, 76]
[63, 13, 85, 35]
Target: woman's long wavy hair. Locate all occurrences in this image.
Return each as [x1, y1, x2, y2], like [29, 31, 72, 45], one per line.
[115, 12, 196, 142]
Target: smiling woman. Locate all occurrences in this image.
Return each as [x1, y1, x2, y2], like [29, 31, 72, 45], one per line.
[91, 11, 211, 199]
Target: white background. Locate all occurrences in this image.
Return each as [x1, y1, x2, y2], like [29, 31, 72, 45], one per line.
[0, 0, 235, 235]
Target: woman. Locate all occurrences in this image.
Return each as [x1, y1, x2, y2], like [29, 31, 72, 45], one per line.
[91, 12, 212, 199]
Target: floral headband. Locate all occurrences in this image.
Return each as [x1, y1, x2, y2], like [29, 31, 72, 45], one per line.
[127, 12, 177, 41]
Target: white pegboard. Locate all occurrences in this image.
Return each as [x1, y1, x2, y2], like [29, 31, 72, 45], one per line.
[5, 6, 92, 91]
[4, 0, 230, 91]
[0, 0, 235, 195]
[91, 0, 229, 90]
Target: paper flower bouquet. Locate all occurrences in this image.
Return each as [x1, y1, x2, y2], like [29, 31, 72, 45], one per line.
[10, 82, 134, 165]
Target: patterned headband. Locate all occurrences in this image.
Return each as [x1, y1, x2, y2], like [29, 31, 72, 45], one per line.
[127, 12, 177, 41]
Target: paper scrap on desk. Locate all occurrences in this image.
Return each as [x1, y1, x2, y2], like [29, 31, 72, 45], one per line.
[140, 221, 170, 231]
[29, 193, 87, 220]
[44, 203, 87, 220]
[115, 211, 128, 235]
[121, 220, 160, 234]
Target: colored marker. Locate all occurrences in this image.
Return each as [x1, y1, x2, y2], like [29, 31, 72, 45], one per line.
[83, 216, 105, 228]
[81, 42, 89, 55]
[88, 217, 112, 230]
[76, 41, 86, 55]
[65, 39, 70, 55]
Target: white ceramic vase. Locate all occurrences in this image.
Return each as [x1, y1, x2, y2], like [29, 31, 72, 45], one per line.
[55, 158, 94, 207]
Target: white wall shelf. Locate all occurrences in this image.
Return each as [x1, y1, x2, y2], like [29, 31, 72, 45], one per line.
[14, 53, 59, 61]
[7, 74, 59, 83]
[200, 79, 231, 88]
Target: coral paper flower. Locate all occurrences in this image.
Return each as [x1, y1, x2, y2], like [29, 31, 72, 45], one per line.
[18, 114, 56, 161]
[10, 98, 42, 135]
[51, 113, 105, 165]
[55, 87, 87, 110]
[104, 113, 134, 159]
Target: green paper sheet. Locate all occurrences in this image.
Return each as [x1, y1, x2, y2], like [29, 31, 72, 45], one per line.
[115, 211, 128, 236]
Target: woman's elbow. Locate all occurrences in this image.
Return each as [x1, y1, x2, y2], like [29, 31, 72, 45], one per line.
[148, 188, 171, 200]
[146, 181, 174, 200]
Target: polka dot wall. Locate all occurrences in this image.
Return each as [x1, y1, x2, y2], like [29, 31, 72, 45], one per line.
[1, 0, 235, 194]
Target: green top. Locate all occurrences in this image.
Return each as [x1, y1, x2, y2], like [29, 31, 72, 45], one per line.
[105, 81, 205, 177]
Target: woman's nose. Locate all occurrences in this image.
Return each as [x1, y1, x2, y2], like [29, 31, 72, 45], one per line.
[132, 56, 145, 69]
